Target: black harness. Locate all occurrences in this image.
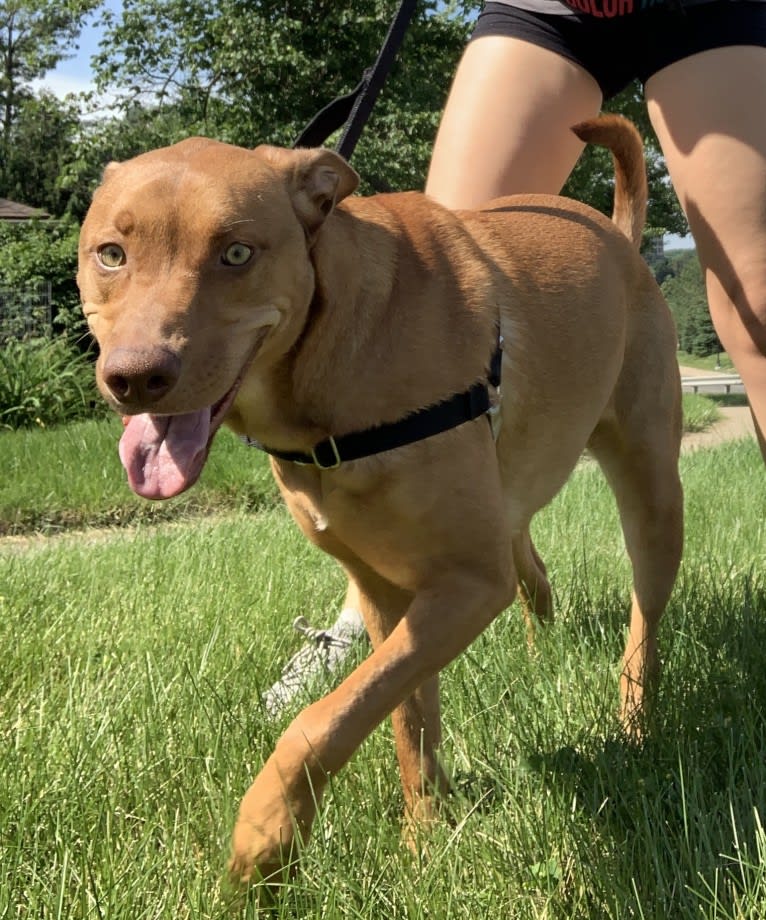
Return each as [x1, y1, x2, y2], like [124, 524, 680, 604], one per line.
[245, 1, 503, 470]
[245, 342, 502, 469]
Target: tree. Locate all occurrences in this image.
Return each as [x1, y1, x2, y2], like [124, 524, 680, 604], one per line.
[91, 0, 470, 193]
[0, 0, 99, 202]
[3, 91, 80, 212]
[90, 1, 687, 234]
[661, 251, 722, 357]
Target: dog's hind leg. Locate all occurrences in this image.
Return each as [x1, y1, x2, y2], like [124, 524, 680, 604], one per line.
[512, 528, 553, 642]
[356, 580, 450, 838]
[588, 414, 683, 735]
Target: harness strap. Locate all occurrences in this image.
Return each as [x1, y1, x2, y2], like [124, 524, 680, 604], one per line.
[292, 0, 419, 158]
[247, 379, 492, 470]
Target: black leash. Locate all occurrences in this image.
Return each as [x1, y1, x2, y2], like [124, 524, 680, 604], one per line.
[293, 0, 419, 158]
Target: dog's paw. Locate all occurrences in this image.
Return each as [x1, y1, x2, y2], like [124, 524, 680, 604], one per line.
[228, 787, 305, 889]
[228, 816, 296, 888]
[399, 793, 442, 861]
[228, 751, 321, 888]
[620, 656, 661, 742]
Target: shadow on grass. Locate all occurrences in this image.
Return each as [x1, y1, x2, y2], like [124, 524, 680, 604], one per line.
[520, 572, 766, 918]
[707, 393, 750, 409]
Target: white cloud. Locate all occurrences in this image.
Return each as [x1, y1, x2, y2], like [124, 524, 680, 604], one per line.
[664, 233, 695, 251]
[31, 73, 94, 99]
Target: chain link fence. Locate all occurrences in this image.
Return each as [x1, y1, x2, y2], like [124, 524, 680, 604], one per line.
[0, 283, 52, 342]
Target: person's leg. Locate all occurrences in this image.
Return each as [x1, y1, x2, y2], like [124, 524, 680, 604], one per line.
[425, 35, 603, 208]
[647, 46, 766, 460]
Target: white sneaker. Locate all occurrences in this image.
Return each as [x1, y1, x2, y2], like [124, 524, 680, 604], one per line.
[262, 608, 367, 717]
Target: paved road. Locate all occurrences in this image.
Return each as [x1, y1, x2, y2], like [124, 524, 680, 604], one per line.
[679, 364, 745, 396]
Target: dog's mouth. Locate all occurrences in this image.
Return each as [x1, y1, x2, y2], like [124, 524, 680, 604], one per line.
[118, 390, 232, 501]
[117, 342, 262, 501]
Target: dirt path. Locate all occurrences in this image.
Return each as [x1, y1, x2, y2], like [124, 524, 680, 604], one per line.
[681, 405, 755, 451]
[679, 365, 756, 452]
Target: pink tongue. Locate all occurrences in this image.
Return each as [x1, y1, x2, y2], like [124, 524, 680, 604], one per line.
[119, 410, 212, 499]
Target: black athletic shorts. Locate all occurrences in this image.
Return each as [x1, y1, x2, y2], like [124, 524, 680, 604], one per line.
[472, 1, 766, 98]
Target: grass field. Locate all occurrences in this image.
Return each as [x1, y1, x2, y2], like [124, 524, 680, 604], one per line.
[1, 416, 764, 918]
[0, 420, 277, 535]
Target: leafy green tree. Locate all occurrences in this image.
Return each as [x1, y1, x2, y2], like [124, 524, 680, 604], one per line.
[3, 91, 80, 213]
[0, 0, 99, 199]
[690, 310, 720, 358]
[646, 252, 674, 286]
[91, 0, 470, 193]
[91, 1, 687, 236]
[661, 250, 721, 357]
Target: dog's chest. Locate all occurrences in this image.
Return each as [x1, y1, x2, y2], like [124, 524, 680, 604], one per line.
[273, 462, 358, 547]
[282, 486, 332, 543]
[273, 458, 413, 580]
[299, 499, 330, 535]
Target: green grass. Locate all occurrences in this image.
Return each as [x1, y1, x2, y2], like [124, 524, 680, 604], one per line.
[681, 393, 721, 433]
[677, 351, 736, 373]
[0, 337, 103, 431]
[1, 421, 764, 917]
[0, 419, 277, 535]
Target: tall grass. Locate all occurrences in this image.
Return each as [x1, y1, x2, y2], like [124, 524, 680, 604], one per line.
[0, 433, 763, 918]
[682, 393, 723, 432]
[0, 338, 101, 431]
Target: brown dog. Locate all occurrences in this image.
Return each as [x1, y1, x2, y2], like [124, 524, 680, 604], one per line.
[78, 113, 683, 885]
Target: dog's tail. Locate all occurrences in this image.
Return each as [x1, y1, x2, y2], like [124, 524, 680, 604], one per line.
[570, 114, 647, 250]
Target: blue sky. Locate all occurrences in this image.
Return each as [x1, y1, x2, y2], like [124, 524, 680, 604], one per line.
[33, 3, 117, 98]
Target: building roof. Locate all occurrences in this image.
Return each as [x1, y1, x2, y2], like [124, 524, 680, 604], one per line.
[0, 198, 50, 220]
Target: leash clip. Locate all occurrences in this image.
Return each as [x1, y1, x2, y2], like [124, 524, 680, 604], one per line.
[311, 436, 342, 470]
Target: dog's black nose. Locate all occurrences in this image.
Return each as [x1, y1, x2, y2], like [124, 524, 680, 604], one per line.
[102, 347, 181, 406]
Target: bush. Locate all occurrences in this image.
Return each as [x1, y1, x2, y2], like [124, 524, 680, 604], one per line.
[0, 337, 103, 430]
[0, 218, 85, 342]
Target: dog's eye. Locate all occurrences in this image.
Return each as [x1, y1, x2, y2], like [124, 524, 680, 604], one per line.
[97, 243, 126, 268]
[222, 242, 254, 266]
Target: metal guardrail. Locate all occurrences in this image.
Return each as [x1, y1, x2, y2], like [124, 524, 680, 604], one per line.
[681, 374, 743, 394]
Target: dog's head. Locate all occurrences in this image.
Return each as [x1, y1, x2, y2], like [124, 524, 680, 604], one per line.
[77, 137, 358, 498]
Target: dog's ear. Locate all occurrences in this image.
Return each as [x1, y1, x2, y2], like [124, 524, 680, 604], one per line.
[256, 146, 360, 233]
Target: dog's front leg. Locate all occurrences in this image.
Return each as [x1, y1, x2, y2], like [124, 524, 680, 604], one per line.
[229, 570, 515, 886]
